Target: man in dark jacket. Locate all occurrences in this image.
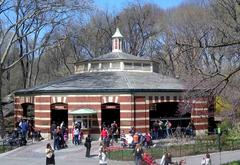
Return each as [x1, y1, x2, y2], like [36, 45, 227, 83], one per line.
[85, 134, 92, 157]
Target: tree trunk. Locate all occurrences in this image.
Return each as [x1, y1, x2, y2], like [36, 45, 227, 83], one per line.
[0, 66, 5, 138]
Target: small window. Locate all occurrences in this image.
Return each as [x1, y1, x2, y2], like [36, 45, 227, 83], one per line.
[76, 64, 84, 72]
[84, 63, 88, 71]
[134, 63, 142, 70]
[73, 115, 97, 129]
[111, 62, 120, 69]
[91, 63, 99, 70]
[153, 63, 159, 73]
[102, 62, 109, 70]
[124, 62, 133, 70]
[143, 63, 151, 71]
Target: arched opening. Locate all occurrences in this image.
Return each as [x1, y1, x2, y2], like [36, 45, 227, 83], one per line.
[51, 103, 68, 128]
[149, 102, 191, 129]
[21, 103, 34, 126]
[101, 103, 120, 129]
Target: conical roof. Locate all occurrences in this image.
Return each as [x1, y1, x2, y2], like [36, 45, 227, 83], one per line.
[112, 28, 123, 38]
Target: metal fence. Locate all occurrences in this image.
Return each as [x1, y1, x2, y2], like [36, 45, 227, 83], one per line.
[108, 138, 240, 161]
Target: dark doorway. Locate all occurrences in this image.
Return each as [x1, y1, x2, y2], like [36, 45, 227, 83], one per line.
[149, 102, 191, 129]
[21, 103, 34, 119]
[51, 104, 68, 127]
[101, 103, 120, 129]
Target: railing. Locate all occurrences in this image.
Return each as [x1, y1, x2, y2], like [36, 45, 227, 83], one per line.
[108, 138, 240, 161]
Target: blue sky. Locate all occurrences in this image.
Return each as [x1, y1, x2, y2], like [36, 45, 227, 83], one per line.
[94, 0, 184, 12]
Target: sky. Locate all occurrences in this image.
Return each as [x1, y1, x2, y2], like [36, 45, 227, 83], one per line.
[94, 0, 184, 12]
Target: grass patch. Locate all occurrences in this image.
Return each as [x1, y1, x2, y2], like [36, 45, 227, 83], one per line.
[222, 160, 240, 165]
[0, 145, 14, 154]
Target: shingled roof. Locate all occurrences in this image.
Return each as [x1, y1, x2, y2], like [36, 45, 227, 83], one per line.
[15, 71, 186, 95]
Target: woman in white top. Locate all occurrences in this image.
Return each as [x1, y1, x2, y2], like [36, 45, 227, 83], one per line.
[98, 147, 107, 165]
[201, 153, 211, 165]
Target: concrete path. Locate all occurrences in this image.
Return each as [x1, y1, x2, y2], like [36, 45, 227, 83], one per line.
[0, 140, 240, 165]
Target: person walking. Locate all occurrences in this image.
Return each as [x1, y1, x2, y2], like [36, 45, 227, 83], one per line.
[98, 146, 108, 165]
[133, 144, 144, 165]
[160, 152, 175, 165]
[84, 134, 92, 157]
[46, 143, 55, 165]
[201, 153, 211, 165]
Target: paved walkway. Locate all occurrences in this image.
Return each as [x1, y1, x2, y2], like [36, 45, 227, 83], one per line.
[0, 139, 240, 165]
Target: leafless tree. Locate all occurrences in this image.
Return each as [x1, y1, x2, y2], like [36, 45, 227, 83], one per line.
[0, 0, 92, 137]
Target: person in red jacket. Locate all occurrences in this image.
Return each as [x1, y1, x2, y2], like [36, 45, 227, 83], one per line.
[101, 128, 108, 146]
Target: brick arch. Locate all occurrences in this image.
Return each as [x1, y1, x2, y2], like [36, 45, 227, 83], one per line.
[51, 96, 67, 104]
[102, 96, 119, 104]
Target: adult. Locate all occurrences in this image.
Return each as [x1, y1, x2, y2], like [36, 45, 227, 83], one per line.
[133, 144, 144, 165]
[52, 128, 59, 150]
[164, 152, 174, 165]
[73, 126, 80, 145]
[98, 146, 108, 165]
[51, 121, 57, 139]
[201, 153, 211, 165]
[145, 132, 152, 148]
[101, 128, 108, 141]
[46, 143, 55, 165]
[111, 121, 118, 143]
[84, 134, 92, 157]
[165, 120, 172, 138]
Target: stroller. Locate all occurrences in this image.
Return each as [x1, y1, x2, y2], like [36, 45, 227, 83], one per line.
[142, 152, 159, 165]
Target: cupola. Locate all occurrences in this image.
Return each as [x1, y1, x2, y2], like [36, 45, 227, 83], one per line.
[112, 28, 123, 52]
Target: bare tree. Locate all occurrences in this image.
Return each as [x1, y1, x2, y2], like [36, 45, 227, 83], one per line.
[0, 0, 92, 137]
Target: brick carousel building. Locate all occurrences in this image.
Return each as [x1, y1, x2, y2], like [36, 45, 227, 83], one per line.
[14, 28, 214, 139]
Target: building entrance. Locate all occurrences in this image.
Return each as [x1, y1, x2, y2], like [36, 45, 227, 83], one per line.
[101, 103, 120, 130]
[51, 103, 68, 128]
[149, 102, 191, 129]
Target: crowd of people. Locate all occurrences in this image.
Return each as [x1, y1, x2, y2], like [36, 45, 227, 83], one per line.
[4, 118, 44, 146]
[47, 119, 206, 165]
[151, 120, 195, 140]
[51, 121, 68, 150]
[100, 121, 119, 147]
[10, 118, 211, 165]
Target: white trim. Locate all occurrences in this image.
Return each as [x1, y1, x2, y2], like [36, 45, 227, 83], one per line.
[35, 95, 51, 97]
[103, 97, 106, 103]
[66, 95, 102, 97]
[15, 109, 23, 111]
[34, 102, 50, 105]
[120, 126, 131, 129]
[193, 108, 208, 111]
[194, 122, 208, 125]
[191, 115, 208, 118]
[121, 118, 149, 121]
[115, 96, 118, 103]
[35, 110, 50, 113]
[135, 126, 149, 128]
[35, 117, 50, 120]
[35, 124, 50, 128]
[68, 102, 101, 105]
[109, 96, 113, 102]
[53, 97, 56, 103]
[195, 101, 208, 104]
[57, 97, 61, 103]
[121, 110, 149, 113]
[121, 126, 149, 129]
